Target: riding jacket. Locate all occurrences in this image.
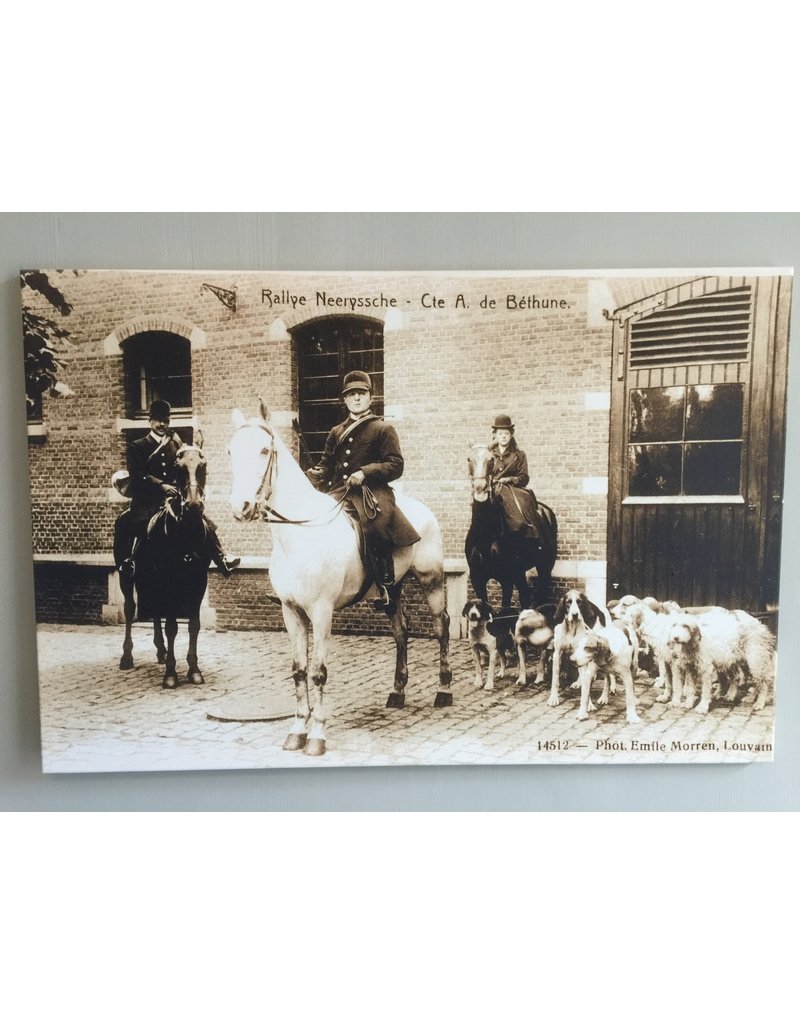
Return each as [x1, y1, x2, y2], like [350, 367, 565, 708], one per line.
[127, 430, 182, 520]
[488, 438, 530, 489]
[489, 438, 538, 535]
[311, 413, 420, 548]
[115, 429, 226, 566]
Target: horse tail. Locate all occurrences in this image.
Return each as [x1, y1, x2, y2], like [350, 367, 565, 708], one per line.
[536, 502, 558, 566]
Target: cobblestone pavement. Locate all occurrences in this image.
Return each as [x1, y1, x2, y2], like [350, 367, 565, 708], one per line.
[35, 624, 776, 772]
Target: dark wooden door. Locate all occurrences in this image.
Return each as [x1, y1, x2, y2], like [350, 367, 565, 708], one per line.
[294, 317, 384, 469]
[607, 275, 791, 612]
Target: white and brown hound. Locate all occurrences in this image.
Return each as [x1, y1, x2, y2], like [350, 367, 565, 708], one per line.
[570, 620, 640, 723]
[546, 589, 610, 708]
[463, 600, 515, 690]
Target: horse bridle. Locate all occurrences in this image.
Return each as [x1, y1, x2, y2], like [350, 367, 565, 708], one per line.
[468, 445, 496, 501]
[165, 443, 207, 522]
[240, 421, 352, 527]
[468, 444, 538, 528]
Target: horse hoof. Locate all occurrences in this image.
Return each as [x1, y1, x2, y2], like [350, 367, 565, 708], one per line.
[157, 652, 166, 665]
[187, 671, 205, 685]
[434, 691, 453, 708]
[162, 675, 179, 689]
[119, 656, 134, 670]
[283, 733, 307, 751]
[386, 692, 405, 709]
[304, 738, 326, 756]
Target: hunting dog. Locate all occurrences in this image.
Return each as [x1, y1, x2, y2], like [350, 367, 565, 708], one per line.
[610, 594, 678, 696]
[514, 608, 554, 687]
[611, 595, 775, 713]
[462, 600, 516, 690]
[546, 589, 610, 708]
[570, 619, 641, 723]
[666, 607, 775, 713]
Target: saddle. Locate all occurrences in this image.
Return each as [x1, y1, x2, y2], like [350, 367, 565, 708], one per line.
[342, 500, 397, 609]
[343, 502, 370, 567]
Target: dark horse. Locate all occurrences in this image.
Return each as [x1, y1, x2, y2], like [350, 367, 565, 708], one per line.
[466, 443, 558, 609]
[116, 434, 212, 688]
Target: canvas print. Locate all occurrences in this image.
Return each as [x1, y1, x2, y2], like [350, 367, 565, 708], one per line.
[21, 267, 791, 771]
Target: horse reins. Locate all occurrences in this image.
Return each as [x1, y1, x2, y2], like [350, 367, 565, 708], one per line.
[163, 443, 207, 536]
[245, 422, 353, 527]
[469, 446, 537, 529]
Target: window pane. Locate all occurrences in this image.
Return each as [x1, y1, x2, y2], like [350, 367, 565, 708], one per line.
[629, 387, 685, 442]
[685, 383, 743, 440]
[303, 375, 340, 402]
[299, 329, 339, 356]
[684, 442, 741, 495]
[628, 444, 682, 496]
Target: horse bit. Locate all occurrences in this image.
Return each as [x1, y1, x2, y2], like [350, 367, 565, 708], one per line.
[244, 421, 354, 527]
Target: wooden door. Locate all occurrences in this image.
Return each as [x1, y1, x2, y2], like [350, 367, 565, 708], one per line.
[607, 275, 791, 612]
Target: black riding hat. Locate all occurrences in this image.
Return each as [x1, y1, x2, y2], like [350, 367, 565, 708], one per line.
[342, 370, 373, 396]
[492, 414, 514, 431]
[149, 399, 172, 420]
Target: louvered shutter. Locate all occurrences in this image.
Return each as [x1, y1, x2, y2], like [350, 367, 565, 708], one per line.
[630, 286, 751, 368]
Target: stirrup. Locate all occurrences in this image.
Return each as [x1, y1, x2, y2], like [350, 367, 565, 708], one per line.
[119, 558, 136, 580]
[372, 585, 392, 610]
[218, 555, 241, 576]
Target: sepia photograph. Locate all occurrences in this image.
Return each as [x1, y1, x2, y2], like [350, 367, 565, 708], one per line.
[22, 267, 791, 771]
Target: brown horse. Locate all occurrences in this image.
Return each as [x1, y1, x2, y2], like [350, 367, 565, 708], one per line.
[117, 434, 211, 688]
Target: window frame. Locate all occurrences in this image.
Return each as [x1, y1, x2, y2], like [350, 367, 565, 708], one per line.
[292, 316, 385, 469]
[625, 381, 746, 501]
[621, 286, 753, 506]
[121, 330, 193, 421]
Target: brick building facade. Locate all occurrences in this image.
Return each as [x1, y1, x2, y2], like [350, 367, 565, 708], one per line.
[28, 268, 775, 635]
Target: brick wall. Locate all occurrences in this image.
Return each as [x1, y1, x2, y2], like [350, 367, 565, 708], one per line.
[34, 564, 108, 624]
[24, 269, 657, 627]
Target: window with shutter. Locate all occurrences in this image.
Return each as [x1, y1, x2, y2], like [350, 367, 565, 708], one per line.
[624, 286, 752, 500]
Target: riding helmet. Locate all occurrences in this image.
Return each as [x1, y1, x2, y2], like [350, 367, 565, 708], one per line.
[492, 414, 514, 431]
[342, 370, 373, 396]
[149, 398, 172, 420]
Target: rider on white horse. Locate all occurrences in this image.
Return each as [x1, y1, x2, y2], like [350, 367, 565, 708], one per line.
[307, 370, 420, 609]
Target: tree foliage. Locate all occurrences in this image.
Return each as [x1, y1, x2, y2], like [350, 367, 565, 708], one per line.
[21, 270, 75, 414]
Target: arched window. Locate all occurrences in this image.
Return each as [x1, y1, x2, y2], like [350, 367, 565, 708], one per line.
[292, 317, 384, 469]
[122, 331, 192, 419]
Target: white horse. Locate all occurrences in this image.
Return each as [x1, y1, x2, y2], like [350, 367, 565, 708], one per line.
[228, 399, 452, 756]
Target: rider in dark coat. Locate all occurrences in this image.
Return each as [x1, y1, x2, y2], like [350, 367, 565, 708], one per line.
[114, 399, 240, 578]
[308, 370, 420, 608]
[489, 414, 540, 540]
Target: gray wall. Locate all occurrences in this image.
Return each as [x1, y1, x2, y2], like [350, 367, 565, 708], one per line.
[1, 212, 797, 810]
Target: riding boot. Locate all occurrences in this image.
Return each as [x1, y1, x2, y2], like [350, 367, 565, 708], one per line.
[119, 537, 139, 581]
[206, 526, 240, 576]
[368, 546, 395, 610]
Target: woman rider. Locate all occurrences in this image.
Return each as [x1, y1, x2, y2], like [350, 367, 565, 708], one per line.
[489, 413, 539, 538]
